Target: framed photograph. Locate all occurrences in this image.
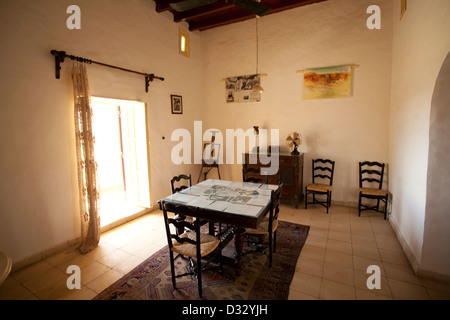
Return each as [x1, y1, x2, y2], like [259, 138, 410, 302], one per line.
[171, 95, 183, 114]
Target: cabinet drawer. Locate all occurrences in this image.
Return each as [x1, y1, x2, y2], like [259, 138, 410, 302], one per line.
[244, 167, 279, 183]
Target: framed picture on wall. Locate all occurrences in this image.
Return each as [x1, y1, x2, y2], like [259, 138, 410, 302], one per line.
[171, 95, 183, 114]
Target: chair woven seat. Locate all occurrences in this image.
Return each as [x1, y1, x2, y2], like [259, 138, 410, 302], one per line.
[306, 183, 333, 192]
[172, 232, 220, 258]
[358, 187, 388, 197]
[246, 218, 278, 235]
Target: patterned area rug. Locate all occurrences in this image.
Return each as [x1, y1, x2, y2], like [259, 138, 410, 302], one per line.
[94, 221, 309, 300]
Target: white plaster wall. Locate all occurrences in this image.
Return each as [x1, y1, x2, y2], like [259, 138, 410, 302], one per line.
[3, 0, 448, 279]
[424, 52, 450, 277]
[389, 0, 450, 275]
[0, 0, 204, 263]
[201, 0, 393, 204]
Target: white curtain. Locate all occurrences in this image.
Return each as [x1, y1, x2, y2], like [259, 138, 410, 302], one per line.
[72, 61, 101, 254]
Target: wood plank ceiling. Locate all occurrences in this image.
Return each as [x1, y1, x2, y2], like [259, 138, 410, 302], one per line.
[154, 0, 327, 31]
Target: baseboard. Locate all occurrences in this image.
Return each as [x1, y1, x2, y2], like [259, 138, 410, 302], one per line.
[388, 215, 450, 284]
[12, 238, 82, 273]
[388, 217, 421, 274]
[12, 206, 158, 273]
[417, 269, 450, 284]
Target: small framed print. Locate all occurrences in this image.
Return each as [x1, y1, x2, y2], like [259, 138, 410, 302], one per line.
[171, 95, 183, 114]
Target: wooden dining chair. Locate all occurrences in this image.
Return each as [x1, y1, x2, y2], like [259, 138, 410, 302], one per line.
[244, 183, 282, 267]
[161, 201, 223, 298]
[170, 174, 192, 194]
[170, 173, 209, 235]
[358, 161, 389, 220]
[170, 174, 194, 234]
[305, 159, 335, 213]
[242, 167, 268, 184]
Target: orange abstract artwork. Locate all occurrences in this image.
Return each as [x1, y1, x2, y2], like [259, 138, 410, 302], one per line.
[303, 65, 352, 100]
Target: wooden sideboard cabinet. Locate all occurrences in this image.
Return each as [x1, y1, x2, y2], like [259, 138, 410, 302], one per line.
[242, 152, 304, 207]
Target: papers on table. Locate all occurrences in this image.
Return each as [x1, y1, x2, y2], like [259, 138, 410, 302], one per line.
[189, 197, 214, 208]
[160, 179, 275, 218]
[181, 185, 209, 196]
[165, 193, 198, 204]
[198, 179, 233, 187]
[247, 194, 271, 206]
[224, 203, 262, 217]
[206, 201, 230, 211]
[258, 183, 279, 190]
[257, 188, 273, 196]
[227, 181, 261, 189]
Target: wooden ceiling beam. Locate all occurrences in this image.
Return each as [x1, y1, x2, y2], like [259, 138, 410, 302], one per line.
[154, 0, 184, 12]
[268, 0, 327, 13]
[188, 10, 256, 31]
[173, 0, 234, 22]
[154, 0, 328, 31]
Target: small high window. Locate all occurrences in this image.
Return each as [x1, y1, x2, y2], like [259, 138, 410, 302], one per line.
[179, 28, 190, 58]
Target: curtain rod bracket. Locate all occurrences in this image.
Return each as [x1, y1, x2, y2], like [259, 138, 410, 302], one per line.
[145, 74, 154, 93]
[51, 50, 66, 79]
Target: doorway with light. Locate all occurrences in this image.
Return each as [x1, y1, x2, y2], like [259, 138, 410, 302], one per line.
[91, 97, 151, 228]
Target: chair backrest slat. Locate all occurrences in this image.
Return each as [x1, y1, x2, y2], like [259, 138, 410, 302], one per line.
[359, 161, 385, 189]
[270, 183, 283, 222]
[162, 201, 201, 250]
[171, 174, 192, 194]
[169, 234, 197, 245]
[312, 159, 335, 186]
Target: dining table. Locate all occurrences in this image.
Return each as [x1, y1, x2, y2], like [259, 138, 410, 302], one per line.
[158, 179, 280, 264]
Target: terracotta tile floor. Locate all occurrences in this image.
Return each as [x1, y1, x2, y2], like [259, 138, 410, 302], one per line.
[1, 205, 449, 300]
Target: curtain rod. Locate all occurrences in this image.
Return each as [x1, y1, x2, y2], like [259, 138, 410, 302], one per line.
[50, 50, 164, 93]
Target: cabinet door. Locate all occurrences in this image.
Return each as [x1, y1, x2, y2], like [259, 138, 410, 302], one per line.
[280, 167, 295, 186]
[280, 167, 297, 198]
[278, 155, 295, 199]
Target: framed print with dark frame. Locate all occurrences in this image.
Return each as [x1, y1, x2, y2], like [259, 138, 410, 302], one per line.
[171, 95, 183, 114]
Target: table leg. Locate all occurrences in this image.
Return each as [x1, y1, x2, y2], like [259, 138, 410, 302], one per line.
[208, 221, 215, 235]
[233, 227, 246, 262]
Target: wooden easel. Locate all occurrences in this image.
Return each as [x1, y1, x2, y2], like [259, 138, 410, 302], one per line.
[197, 135, 221, 182]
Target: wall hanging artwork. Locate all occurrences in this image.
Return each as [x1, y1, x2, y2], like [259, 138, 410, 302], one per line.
[225, 74, 261, 103]
[301, 65, 354, 100]
[171, 95, 183, 114]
